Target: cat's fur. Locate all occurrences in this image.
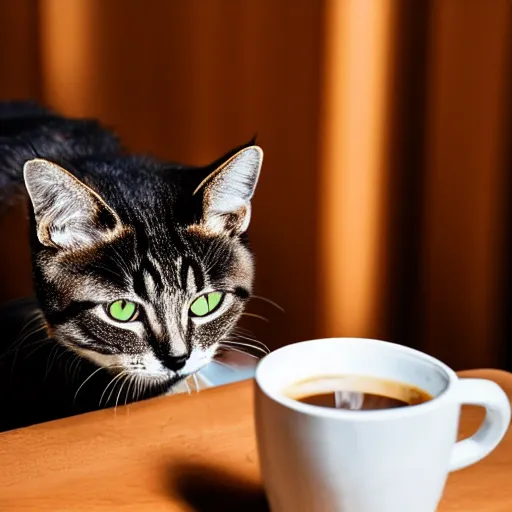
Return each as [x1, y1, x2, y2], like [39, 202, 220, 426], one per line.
[0, 101, 262, 431]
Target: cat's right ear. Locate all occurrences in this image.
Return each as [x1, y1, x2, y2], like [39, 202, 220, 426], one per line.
[193, 146, 263, 235]
[23, 159, 123, 251]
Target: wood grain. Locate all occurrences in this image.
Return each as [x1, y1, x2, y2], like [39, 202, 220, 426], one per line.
[0, 369, 511, 511]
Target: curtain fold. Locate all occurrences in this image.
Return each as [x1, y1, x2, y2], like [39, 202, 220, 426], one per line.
[318, 0, 395, 340]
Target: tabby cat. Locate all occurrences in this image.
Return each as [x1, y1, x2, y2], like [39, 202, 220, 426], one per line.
[0, 101, 263, 431]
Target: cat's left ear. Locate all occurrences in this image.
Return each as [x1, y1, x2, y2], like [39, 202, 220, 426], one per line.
[23, 158, 122, 250]
[194, 146, 263, 235]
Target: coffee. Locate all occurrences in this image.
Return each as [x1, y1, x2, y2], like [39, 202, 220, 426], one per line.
[285, 375, 432, 410]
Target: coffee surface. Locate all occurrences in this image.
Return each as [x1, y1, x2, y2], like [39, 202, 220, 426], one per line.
[285, 375, 432, 411]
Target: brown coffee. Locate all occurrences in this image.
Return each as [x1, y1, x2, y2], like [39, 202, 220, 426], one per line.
[285, 375, 432, 411]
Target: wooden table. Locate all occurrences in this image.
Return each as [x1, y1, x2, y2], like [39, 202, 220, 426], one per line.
[1, 369, 511, 511]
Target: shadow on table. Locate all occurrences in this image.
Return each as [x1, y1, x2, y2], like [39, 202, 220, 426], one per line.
[167, 461, 269, 512]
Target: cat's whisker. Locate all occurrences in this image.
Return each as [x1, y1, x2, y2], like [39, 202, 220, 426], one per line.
[184, 378, 192, 395]
[98, 365, 128, 407]
[16, 311, 45, 337]
[67, 353, 82, 383]
[43, 344, 57, 378]
[123, 376, 132, 408]
[241, 312, 270, 323]
[193, 373, 200, 392]
[142, 376, 150, 397]
[218, 345, 260, 360]
[19, 336, 52, 357]
[15, 322, 44, 346]
[233, 326, 255, 337]
[11, 337, 52, 380]
[221, 340, 269, 355]
[72, 355, 82, 379]
[5, 336, 50, 362]
[102, 370, 129, 407]
[103, 251, 127, 282]
[202, 238, 225, 274]
[7, 332, 44, 356]
[7, 323, 49, 366]
[114, 374, 131, 416]
[212, 358, 238, 371]
[134, 375, 144, 400]
[201, 240, 216, 270]
[74, 366, 106, 404]
[44, 344, 62, 380]
[20, 309, 44, 324]
[232, 331, 263, 342]
[231, 334, 270, 352]
[53, 346, 79, 380]
[133, 375, 140, 402]
[106, 372, 127, 410]
[250, 294, 285, 312]
[124, 374, 137, 408]
[92, 262, 125, 281]
[108, 245, 134, 280]
[136, 375, 145, 402]
[132, 375, 138, 402]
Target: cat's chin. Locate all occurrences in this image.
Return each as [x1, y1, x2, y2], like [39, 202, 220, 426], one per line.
[137, 371, 185, 392]
[126, 367, 179, 386]
[74, 345, 216, 391]
[123, 349, 216, 396]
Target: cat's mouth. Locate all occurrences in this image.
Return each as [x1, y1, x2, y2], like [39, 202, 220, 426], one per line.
[78, 346, 216, 386]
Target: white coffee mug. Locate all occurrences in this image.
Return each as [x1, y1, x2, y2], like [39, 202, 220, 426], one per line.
[254, 338, 511, 512]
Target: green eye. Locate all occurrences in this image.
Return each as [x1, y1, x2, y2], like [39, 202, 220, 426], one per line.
[190, 292, 224, 317]
[108, 300, 138, 322]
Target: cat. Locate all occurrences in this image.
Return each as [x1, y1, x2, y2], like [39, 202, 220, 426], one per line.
[0, 101, 263, 431]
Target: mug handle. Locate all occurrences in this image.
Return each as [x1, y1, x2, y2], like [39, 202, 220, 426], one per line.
[449, 378, 511, 471]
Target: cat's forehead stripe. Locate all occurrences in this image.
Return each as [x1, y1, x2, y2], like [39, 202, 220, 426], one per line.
[132, 256, 164, 300]
[186, 265, 196, 291]
[143, 271, 157, 297]
[147, 253, 165, 281]
[142, 256, 164, 293]
[179, 257, 205, 292]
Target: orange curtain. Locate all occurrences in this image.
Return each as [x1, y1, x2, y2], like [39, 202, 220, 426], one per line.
[1, 0, 511, 371]
[319, 0, 512, 369]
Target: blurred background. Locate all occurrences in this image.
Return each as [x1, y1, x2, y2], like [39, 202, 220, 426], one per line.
[0, 0, 510, 371]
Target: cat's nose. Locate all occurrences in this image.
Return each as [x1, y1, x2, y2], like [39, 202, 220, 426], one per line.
[162, 354, 188, 372]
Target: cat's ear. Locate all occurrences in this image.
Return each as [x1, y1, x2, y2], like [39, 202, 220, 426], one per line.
[23, 158, 122, 250]
[194, 146, 263, 235]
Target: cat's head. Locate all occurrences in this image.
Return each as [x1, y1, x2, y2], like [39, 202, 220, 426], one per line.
[23, 144, 262, 391]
